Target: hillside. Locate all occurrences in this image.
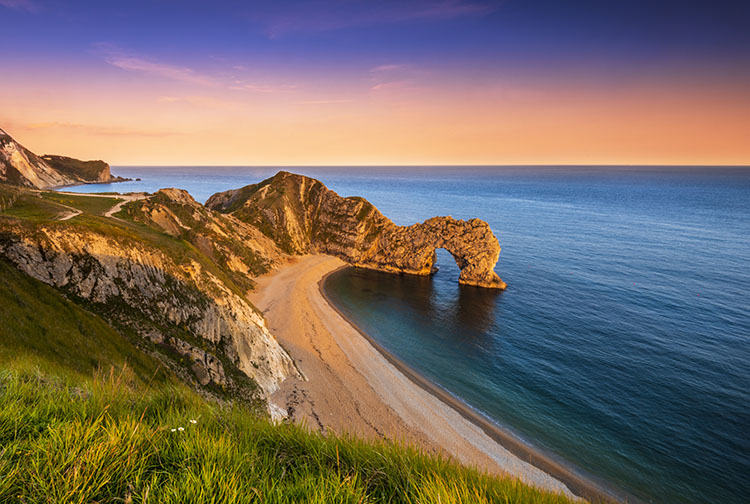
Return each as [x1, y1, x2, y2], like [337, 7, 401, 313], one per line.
[0, 362, 575, 504]
[0, 184, 298, 412]
[0, 247, 570, 504]
[0, 128, 127, 188]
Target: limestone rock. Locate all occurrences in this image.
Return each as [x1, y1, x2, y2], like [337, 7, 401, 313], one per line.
[0, 221, 300, 397]
[0, 127, 126, 188]
[0, 128, 76, 188]
[207, 171, 506, 289]
[122, 188, 286, 283]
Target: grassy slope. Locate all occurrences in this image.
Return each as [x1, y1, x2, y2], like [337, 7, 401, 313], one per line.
[1, 188, 251, 301]
[40, 192, 123, 215]
[0, 258, 168, 384]
[0, 366, 578, 504]
[0, 193, 69, 221]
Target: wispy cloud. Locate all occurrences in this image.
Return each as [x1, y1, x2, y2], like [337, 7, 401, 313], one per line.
[94, 44, 301, 96]
[254, 0, 496, 38]
[371, 80, 415, 92]
[105, 56, 217, 86]
[229, 82, 297, 93]
[158, 95, 240, 108]
[0, 0, 38, 12]
[371, 64, 407, 73]
[91, 43, 218, 86]
[369, 63, 425, 92]
[24, 122, 179, 138]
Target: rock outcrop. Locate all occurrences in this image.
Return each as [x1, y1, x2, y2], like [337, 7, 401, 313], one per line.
[1, 128, 76, 188]
[207, 171, 506, 289]
[41, 155, 128, 184]
[0, 128, 126, 188]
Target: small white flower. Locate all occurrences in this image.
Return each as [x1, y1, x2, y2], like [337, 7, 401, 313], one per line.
[178, 427, 184, 431]
[170, 428, 176, 432]
[189, 419, 197, 424]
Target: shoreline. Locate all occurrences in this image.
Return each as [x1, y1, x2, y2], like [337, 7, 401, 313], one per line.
[319, 264, 638, 504]
[252, 255, 639, 503]
[46, 177, 132, 191]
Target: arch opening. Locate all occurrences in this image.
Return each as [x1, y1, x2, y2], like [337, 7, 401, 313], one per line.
[434, 247, 464, 281]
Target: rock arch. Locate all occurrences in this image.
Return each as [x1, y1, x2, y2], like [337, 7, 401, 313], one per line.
[207, 171, 507, 290]
[350, 216, 507, 289]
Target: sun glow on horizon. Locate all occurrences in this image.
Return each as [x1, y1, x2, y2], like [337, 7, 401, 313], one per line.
[1, 1, 749, 166]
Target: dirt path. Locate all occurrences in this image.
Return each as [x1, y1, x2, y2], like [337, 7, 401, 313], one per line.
[52, 191, 148, 219]
[58, 208, 82, 220]
[104, 194, 146, 217]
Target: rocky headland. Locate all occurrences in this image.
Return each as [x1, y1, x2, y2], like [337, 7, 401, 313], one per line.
[0, 161, 602, 501]
[0, 128, 129, 188]
[207, 171, 506, 289]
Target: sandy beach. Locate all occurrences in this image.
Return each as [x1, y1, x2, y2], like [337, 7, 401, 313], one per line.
[251, 254, 618, 502]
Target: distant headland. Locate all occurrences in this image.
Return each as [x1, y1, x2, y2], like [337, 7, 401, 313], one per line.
[0, 127, 130, 189]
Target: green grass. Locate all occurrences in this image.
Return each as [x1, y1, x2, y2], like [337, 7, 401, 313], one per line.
[0, 184, 19, 211]
[39, 192, 122, 215]
[0, 364, 577, 504]
[0, 193, 70, 221]
[0, 258, 168, 385]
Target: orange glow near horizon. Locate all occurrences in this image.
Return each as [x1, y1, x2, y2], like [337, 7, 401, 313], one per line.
[1, 63, 749, 166]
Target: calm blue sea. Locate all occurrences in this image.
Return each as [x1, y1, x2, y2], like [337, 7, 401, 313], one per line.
[66, 166, 750, 504]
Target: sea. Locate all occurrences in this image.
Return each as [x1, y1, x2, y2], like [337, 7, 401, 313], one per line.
[64, 165, 750, 504]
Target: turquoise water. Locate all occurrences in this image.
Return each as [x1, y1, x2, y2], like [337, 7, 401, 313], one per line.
[68, 166, 750, 504]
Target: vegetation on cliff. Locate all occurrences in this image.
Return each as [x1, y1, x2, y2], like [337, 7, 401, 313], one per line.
[0, 361, 577, 504]
[40, 155, 125, 183]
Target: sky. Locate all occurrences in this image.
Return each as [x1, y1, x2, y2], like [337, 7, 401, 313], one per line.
[0, 0, 749, 166]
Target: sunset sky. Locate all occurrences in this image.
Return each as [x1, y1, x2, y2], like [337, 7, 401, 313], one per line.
[1, 0, 748, 166]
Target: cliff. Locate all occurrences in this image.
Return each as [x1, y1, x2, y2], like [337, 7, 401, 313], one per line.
[0, 128, 127, 188]
[207, 171, 506, 289]
[0, 186, 300, 408]
[41, 154, 127, 184]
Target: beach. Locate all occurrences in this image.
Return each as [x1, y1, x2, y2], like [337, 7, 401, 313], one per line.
[251, 254, 611, 501]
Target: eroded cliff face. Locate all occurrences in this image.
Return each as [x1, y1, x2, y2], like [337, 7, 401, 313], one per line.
[0, 217, 299, 399]
[0, 128, 76, 188]
[0, 128, 125, 188]
[207, 171, 506, 289]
